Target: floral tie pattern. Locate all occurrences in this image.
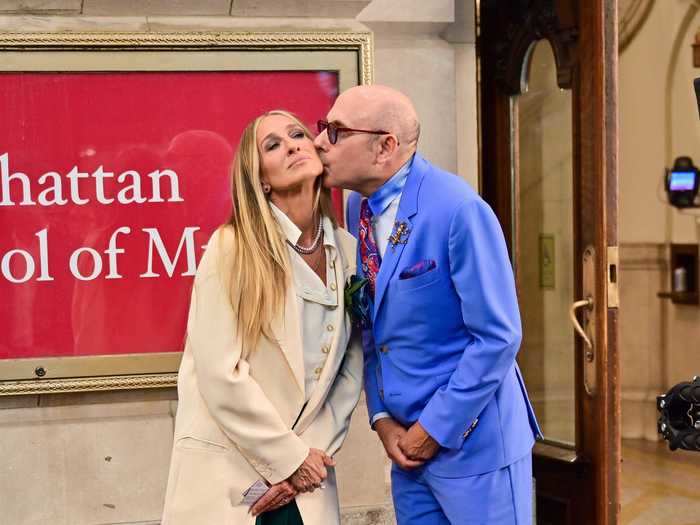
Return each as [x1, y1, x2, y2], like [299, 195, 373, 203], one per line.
[359, 198, 381, 297]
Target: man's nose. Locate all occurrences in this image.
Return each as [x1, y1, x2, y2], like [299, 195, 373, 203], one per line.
[313, 131, 328, 150]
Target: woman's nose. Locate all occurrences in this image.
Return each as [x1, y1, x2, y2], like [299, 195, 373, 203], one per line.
[287, 143, 301, 154]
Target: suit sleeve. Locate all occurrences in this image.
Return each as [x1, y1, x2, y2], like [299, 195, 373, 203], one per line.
[418, 198, 522, 450]
[298, 330, 364, 455]
[187, 232, 309, 484]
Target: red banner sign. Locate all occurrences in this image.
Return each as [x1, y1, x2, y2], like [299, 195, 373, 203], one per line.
[0, 71, 338, 359]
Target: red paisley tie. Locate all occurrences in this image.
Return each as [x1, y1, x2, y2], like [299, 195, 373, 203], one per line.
[359, 198, 382, 297]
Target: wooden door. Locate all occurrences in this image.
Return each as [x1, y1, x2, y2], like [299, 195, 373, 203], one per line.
[478, 1, 619, 524]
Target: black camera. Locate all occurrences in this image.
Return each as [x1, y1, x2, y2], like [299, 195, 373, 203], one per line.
[657, 377, 700, 451]
[665, 156, 700, 209]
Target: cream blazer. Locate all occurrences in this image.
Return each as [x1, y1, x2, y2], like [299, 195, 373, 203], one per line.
[161, 225, 364, 525]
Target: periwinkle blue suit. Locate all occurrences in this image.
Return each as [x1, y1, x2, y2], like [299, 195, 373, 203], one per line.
[347, 154, 541, 524]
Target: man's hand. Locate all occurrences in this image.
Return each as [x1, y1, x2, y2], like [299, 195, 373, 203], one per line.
[249, 480, 296, 517]
[288, 448, 335, 493]
[374, 417, 425, 470]
[397, 421, 440, 462]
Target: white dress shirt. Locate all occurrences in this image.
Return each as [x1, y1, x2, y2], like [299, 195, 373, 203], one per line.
[270, 204, 340, 403]
[373, 197, 400, 258]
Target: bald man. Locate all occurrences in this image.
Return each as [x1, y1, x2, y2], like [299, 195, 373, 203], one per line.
[315, 85, 541, 525]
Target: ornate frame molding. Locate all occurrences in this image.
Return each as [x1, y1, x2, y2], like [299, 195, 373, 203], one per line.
[0, 32, 373, 84]
[0, 30, 373, 396]
[0, 373, 178, 396]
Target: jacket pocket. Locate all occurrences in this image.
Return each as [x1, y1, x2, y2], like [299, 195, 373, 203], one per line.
[394, 268, 443, 292]
[175, 436, 230, 454]
[166, 444, 259, 520]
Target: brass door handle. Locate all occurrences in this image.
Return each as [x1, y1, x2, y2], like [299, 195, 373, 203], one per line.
[569, 297, 594, 355]
[578, 246, 597, 396]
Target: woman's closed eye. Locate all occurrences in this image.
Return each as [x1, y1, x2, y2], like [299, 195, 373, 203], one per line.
[264, 130, 304, 151]
[264, 140, 280, 151]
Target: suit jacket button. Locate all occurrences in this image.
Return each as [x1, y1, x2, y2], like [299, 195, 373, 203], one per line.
[380, 345, 389, 353]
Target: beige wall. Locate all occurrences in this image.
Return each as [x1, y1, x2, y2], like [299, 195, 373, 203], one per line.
[0, 1, 477, 524]
[620, 0, 700, 245]
[619, 0, 700, 440]
[618, 244, 667, 441]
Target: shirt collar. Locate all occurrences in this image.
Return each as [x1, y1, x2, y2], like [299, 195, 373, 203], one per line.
[367, 154, 415, 217]
[269, 202, 336, 250]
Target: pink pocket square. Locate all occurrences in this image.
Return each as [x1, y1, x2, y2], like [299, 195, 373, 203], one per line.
[399, 259, 437, 280]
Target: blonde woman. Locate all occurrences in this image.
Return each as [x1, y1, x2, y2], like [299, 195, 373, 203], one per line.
[161, 111, 363, 525]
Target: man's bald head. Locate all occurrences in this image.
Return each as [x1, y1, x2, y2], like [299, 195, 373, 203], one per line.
[315, 84, 421, 195]
[337, 85, 420, 150]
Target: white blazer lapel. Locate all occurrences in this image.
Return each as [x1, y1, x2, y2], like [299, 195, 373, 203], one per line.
[270, 283, 306, 396]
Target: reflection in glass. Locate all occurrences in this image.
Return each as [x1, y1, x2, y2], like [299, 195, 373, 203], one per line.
[515, 40, 575, 445]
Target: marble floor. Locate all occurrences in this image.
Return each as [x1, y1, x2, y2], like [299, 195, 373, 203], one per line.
[621, 439, 700, 525]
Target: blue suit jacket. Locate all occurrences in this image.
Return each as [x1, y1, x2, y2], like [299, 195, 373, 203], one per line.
[347, 154, 541, 477]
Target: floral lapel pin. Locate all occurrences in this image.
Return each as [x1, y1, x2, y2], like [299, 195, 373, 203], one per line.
[388, 220, 411, 251]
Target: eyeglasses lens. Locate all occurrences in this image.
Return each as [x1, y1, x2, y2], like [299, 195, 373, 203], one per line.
[317, 120, 337, 145]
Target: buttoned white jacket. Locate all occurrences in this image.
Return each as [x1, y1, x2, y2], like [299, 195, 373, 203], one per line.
[161, 224, 363, 525]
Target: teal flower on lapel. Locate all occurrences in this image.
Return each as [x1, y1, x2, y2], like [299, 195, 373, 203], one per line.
[344, 275, 372, 328]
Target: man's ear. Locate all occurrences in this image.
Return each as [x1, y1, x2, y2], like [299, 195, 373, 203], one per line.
[375, 134, 400, 163]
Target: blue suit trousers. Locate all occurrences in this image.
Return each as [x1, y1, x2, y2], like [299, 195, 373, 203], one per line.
[390, 452, 533, 525]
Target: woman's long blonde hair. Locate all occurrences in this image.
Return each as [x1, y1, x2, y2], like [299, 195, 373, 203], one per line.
[223, 110, 336, 354]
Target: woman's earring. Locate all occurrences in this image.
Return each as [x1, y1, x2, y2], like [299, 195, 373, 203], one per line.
[262, 183, 271, 194]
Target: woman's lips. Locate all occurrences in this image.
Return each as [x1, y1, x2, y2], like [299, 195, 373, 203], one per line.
[288, 156, 310, 169]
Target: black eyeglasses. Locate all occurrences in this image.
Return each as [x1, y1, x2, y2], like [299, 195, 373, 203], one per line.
[317, 120, 397, 145]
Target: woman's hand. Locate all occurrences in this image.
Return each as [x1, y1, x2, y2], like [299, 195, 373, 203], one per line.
[250, 480, 297, 516]
[288, 448, 335, 493]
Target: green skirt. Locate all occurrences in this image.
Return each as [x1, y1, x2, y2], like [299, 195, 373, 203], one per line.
[255, 500, 303, 525]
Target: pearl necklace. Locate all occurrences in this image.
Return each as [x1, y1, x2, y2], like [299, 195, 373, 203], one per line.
[287, 216, 323, 255]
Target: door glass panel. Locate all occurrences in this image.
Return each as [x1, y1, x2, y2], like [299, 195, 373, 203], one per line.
[515, 40, 575, 446]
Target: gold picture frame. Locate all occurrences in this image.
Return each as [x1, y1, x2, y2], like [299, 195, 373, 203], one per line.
[0, 31, 372, 396]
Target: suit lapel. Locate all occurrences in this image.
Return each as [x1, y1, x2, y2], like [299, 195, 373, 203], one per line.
[372, 217, 410, 321]
[372, 155, 427, 322]
[270, 283, 305, 395]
